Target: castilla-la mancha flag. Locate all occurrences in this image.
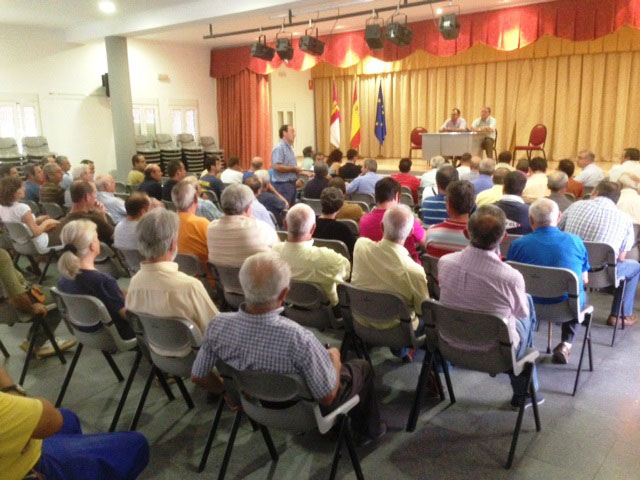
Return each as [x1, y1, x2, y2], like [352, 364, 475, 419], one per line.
[330, 81, 341, 148]
[350, 81, 361, 148]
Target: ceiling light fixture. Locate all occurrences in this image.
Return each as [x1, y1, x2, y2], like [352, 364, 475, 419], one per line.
[275, 29, 294, 61]
[386, 12, 413, 47]
[436, 8, 443, 15]
[98, 1, 116, 14]
[364, 10, 385, 50]
[251, 33, 276, 61]
[299, 23, 325, 56]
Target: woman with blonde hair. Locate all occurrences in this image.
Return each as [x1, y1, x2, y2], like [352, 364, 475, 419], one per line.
[57, 220, 134, 340]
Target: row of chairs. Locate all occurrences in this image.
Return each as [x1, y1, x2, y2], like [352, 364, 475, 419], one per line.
[136, 133, 223, 176]
[0, 136, 55, 162]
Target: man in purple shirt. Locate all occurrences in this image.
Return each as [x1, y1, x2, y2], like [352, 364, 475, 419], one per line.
[439, 108, 467, 132]
[471, 158, 495, 195]
[438, 205, 542, 409]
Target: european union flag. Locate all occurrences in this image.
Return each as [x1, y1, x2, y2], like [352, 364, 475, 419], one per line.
[374, 84, 387, 146]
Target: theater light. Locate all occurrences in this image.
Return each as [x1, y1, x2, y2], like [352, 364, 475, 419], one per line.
[276, 33, 294, 61]
[251, 34, 275, 61]
[364, 13, 385, 50]
[386, 13, 413, 47]
[299, 27, 325, 56]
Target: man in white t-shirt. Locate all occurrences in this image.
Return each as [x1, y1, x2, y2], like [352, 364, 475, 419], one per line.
[220, 156, 244, 184]
[608, 148, 640, 183]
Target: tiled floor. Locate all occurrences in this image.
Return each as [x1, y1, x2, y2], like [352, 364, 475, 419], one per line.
[2, 263, 639, 479]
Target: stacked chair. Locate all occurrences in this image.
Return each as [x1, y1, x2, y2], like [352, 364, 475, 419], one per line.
[135, 135, 161, 172]
[154, 134, 182, 173]
[21, 136, 54, 162]
[176, 133, 205, 175]
[200, 136, 224, 167]
[0, 137, 26, 176]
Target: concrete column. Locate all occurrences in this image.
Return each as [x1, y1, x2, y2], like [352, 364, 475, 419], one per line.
[105, 36, 135, 181]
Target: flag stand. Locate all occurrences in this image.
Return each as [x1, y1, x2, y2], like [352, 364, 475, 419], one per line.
[376, 144, 384, 159]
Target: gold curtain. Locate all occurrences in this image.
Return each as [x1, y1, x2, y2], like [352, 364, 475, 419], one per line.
[312, 27, 640, 162]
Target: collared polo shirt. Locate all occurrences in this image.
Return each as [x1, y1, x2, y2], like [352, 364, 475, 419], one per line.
[471, 116, 497, 139]
[177, 212, 210, 264]
[472, 174, 494, 195]
[360, 207, 425, 263]
[425, 219, 469, 257]
[207, 214, 278, 267]
[346, 172, 382, 197]
[271, 139, 298, 183]
[421, 194, 448, 226]
[617, 188, 640, 225]
[575, 163, 605, 188]
[475, 184, 503, 206]
[522, 172, 550, 204]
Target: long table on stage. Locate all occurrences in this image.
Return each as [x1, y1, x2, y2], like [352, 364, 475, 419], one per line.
[422, 132, 484, 159]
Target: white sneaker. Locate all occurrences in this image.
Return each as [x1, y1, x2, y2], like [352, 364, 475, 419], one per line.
[36, 338, 77, 358]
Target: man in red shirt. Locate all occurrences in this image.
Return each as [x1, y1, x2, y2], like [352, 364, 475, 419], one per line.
[359, 177, 426, 263]
[391, 158, 421, 204]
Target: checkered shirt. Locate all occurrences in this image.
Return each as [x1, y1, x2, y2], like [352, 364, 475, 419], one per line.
[191, 306, 336, 400]
[558, 197, 635, 256]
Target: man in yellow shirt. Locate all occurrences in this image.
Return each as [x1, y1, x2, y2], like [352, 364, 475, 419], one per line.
[0, 367, 148, 480]
[476, 167, 510, 206]
[127, 154, 146, 187]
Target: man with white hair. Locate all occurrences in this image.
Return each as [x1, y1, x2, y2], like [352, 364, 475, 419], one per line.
[420, 156, 447, 196]
[254, 169, 287, 226]
[352, 204, 430, 362]
[575, 150, 605, 188]
[207, 184, 278, 267]
[127, 208, 218, 333]
[471, 158, 495, 195]
[191, 252, 385, 444]
[172, 179, 210, 267]
[64, 164, 92, 207]
[508, 198, 590, 364]
[346, 158, 381, 197]
[95, 174, 126, 223]
[273, 204, 350, 308]
[616, 172, 640, 224]
[182, 176, 222, 222]
[546, 170, 573, 212]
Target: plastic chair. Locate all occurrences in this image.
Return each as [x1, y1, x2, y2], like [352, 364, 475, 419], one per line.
[507, 261, 594, 395]
[301, 197, 323, 215]
[40, 202, 65, 220]
[216, 361, 364, 480]
[20, 199, 39, 215]
[337, 218, 359, 236]
[0, 137, 23, 161]
[162, 200, 177, 212]
[421, 253, 440, 300]
[409, 127, 427, 158]
[499, 234, 523, 259]
[400, 192, 414, 208]
[208, 263, 244, 310]
[177, 133, 205, 175]
[276, 230, 287, 242]
[50, 288, 138, 431]
[3, 221, 62, 283]
[22, 136, 54, 160]
[513, 124, 547, 161]
[421, 298, 541, 469]
[175, 253, 206, 277]
[349, 192, 375, 207]
[119, 248, 143, 275]
[314, 238, 350, 260]
[284, 280, 341, 330]
[344, 200, 370, 213]
[95, 242, 128, 279]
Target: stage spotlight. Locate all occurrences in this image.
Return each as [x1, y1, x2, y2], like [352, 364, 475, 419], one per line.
[386, 13, 413, 47]
[439, 13, 460, 40]
[276, 33, 294, 61]
[365, 14, 385, 50]
[300, 27, 325, 56]
[251, 34, 275, 61]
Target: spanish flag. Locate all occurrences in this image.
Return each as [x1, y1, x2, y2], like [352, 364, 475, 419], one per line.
[330, 81, 341, 148]
[350, 81, 361, 148]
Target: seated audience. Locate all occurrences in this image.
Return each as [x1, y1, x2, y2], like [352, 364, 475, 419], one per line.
[80, 159, 95, 178]
[0, 248, 75, 357]
[127, 208, 218, 333]
[207, 184, 278, 267]
[391, 158, 421, 203]
[137, 164, 163, 201]
[515, 158, 530, 177]
[559, 181, 640, 326]
[496, 151, 513, 169]
[39, 162, 66, 206]
[254, 169, 287, 227]
[330, 176, 364, 223]
[274, 204, 350, 308]
[508, 199, 589, 364]
[558, 158, 584, 199]
[616, 173, 640, 224]
[313, 187, 357, 257]
[127, 154, 146, 187]
[438, 205, 541, 408]
[64, 165, 93, 207]
[546, 171, 573, 212]
[244, 175, 276, 228]
[461, 156, 481, 182]
[199, 156, 223, 200]
[346, 158, 381, 197]
[522, 157, 550, 203]
[56, 181, 114, 245]
[456, 153, 472, 178]
[352, 205, 430, 362]
[338, 149, 362, 179]
[476, 167, 510, 206]
[95, 174, 126, 224]
[242, 156, 263, 182]
[327, 149, 343, 176]
[220, 156, 244, 185]
[56, 156, 73, 190]
[24, 165, 43, 202]
[0, 164, 19, 178]
[301, 146, 314, 171]
[363, 177, 425, 263]
[303, 162, 330, 199]
[575, 150, 605, 188]
[494, 171, 532, 234]
[313, 151, 325, 164]
[172, 179, 210, 267]
[57, 220, 134, 340]
[162, 159, 186, 201]
[420, 155, 446, 194]
[182, 176, 222, 222]
[114, 192, 152, 251]
[425, 180, 474, 257]
[608, 147, 640, 182]
[0, 366, 148, 480]
[422, 164, 459, 226]
[471, 159, 495, 195]
[191, 252, 385, 443]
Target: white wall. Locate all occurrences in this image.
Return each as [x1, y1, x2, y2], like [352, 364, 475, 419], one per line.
[269, 67, 315, 156]
[0, 24, 217, 176]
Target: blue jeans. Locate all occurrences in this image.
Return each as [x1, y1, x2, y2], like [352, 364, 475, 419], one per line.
[509, 295, 539, 398]
[35, 409, 149, 480]
[610, 259, 640, 317]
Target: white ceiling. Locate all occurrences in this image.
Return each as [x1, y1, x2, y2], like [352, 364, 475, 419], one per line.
[0, 0, 554, 47]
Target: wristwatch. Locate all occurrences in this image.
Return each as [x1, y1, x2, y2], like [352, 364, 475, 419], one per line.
[1, 384, 27, 395]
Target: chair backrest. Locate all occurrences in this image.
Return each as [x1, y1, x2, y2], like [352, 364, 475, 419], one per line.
[51, 287, 135, 352]
[564, 192, 576, 201]
[336, 218, 358, 236]
[200, 136, 220, 150]
[162, 200, 176, 211]
[119, 249, 143, 274]
[277, 230, 287, 242]
[350, 192, 375, 206]
[154, 134, 178, 151]
[21, 136, 51, 156]
[211, 263, 245, 309]
[499, 234, 522, 259]
[0, 138, 21, 159]
[94, 242, 127, 279]
[344, 200, 370, 213]
[301, 197, 322, 215]
[284, 280, 337, 330]
[507, 261, 581, 323]
[3, 222, 39, 255]
[528, 124, 547, 147]
[176, 133, 198, 149]
[114, 182, 127, 194]
[20, 200, 39, 215]
[421, 254, 440, 299]
[40, 202, 65, 220]
[128, 310, 202, 377]
[338, 283, 419, 349]
[202, 189, 219, 204]
[175, 253, 205, 277]
[410, 127, 427, 148]
[421, 298, 518, 376]
[400, 192, 414, 207]
[313, 238, 350, 260]
[584, 241, 618, 289]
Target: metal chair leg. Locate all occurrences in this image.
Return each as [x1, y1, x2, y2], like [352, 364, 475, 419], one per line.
[55, 343, 83, 407]
[329, 416, 346, 480]
[102, 350, 124, 382]
[407, 349, 435, 432]
[573, 314, 593, 396]
[259, 425, 279, 461]
[529, 371, 541, 432]
[546, 321, 552, 354]
[174, 376, 194, 409]
[154, 367, 175, 401]
[611, 280, 626, 347]
[506, 365, 532, 469]
[110, 349, 142, 432]
[19, 323, 39, 385]
[198, 398, 225, 472]
[38, 250, 57, 284]
[438, 350, 456, 404]
[129, 367, 155, 431]
[0, 338, 9, 358]
[343, 417, 365, 480]
[217, 410, 243, 480]
[39, 319, 66, 365]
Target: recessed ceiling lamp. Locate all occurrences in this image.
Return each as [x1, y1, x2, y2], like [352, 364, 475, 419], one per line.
[98, 1, 116, 14]
[436, 8, 443, 15]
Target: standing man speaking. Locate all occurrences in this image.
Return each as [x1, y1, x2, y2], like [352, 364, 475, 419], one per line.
[271, 124, 301, 206]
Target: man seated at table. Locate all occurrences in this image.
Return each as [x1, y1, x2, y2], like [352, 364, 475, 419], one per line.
[346, 158, 381, 197]
[469, 106, 497, 158]
[439, 108, 467, 132]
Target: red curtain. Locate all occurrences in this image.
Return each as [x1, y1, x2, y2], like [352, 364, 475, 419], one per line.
[210, 0, 640, 78]
[216, 69, 272, 169]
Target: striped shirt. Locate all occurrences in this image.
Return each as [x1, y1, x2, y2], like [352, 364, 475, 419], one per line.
[421, 194, 449, 226]
[191, 306, 336, 401]
[425, 219, 469, 257]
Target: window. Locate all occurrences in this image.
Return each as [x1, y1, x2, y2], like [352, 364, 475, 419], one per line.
[169, 103, 199, 138]
[0, 101, 40, 143]
[132, 104, 158, 136]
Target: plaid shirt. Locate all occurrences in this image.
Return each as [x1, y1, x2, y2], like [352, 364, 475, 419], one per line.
[558, 197, 634, 256]
[191, 306, 336, 400]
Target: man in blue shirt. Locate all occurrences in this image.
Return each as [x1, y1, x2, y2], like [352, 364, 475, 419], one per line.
[24, 164, 43, 202]
[199, 156, 224, 201]
[471, 158, 495, 195]
[421, 164, 459, 226]
[271, 124, 301, 206]
[508, 198, 590, 365]
[346, 158, 381, 197]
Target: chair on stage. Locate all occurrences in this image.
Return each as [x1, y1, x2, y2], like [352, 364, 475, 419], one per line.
[409, 127, 427, 159]
[513, 124, 547, 161]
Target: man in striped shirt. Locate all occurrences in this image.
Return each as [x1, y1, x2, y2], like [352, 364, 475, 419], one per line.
[425, 180, 475, 257]
[421, 164, 459, 226]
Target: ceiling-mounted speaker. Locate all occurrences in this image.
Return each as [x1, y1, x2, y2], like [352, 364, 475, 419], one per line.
[439, 13, 461, 40]
[299, 27, 325, 56]
[386, 13, 413, 47]
[276, 33, 294, 61]
[251, 34, 275, 61]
